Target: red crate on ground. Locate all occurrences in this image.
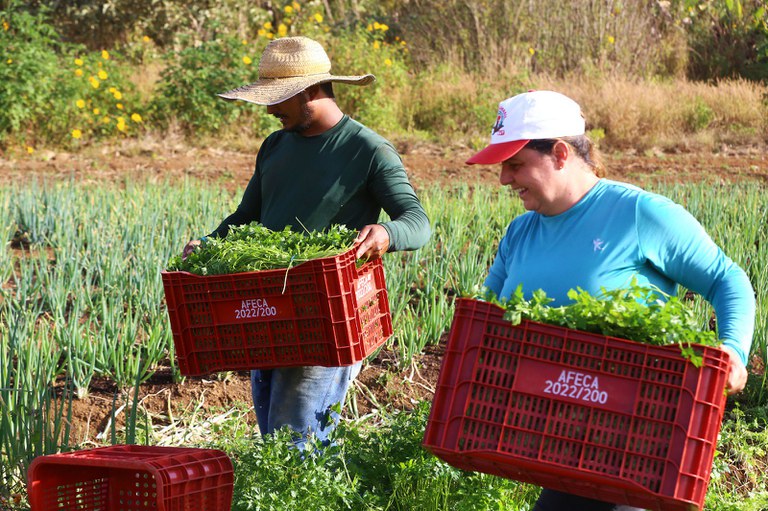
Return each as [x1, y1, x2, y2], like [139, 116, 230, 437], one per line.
[161, 247, 392, 376]
[423, 298, 730, 511]
[27, 445, 233, 511]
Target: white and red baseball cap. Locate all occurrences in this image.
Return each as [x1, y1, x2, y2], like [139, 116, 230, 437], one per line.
[466, 90, 585, 165]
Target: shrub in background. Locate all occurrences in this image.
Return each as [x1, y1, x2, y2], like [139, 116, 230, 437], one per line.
[63, 49, 145, 143]
[0, 3, 65, 148]
[24, 0, 269, 51]
[0, 2, 145, 149]
[682, 0, 768, 81]
[149, 32, 267, 136]
[326, 22, 410, 135]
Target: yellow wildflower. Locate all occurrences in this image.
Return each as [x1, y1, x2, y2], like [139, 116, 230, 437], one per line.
[71, 129, 82, 139]
[284, 5, 293, 13]
[267, 33, 274, 39]
[384, 58, 392, 67]
[243, 55, 252, 65]
[367, 24, 373, 32]
[116, 103, 124, 110]
[26, 146, 34, 154]
[528, 47, 535, 55]
[143, 35, 151, 43]
[278, 23, 288, 37]
[2, 20, 8, 31]
[74, 69, 83, 77]
[6, 59, 11, 65]
[379, 23, 389, 31]
[93, 108, 100, 115]
[373, 41, 380, 49]
[89, 77, 100, 89]
[607, 35, 615, 44]
[401, 40, 407, 46]
[113, 90, 123, 100]
[98, 70, 108, 80]
[116, 118, 127, 132]
[131, 113, 142, 123]
[101, 50, 110, 60]
[373, 22, 380, 30]
[292, 1, 300, 10]
[263, 21, 273, 30]
[109, 87, 117, 93]
[102, 116, 111, 124]
[313, 13, 323, 23]
[74, 58, 84, 66]
[242, 39, 247, 45]
[258, 28, 267, 37]
[76, 99, 86, 108]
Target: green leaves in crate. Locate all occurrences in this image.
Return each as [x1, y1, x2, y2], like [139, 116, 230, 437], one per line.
[168, 223, 358, 275]
[476, 280, 720, 365]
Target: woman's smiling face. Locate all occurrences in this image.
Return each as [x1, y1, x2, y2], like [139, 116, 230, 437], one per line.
[499, 147, 560, 215]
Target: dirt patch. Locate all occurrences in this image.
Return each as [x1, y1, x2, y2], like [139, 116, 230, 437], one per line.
[58, 343, 445, 445]
[2, 139, 766, 191]
[58, 370, 257, 445]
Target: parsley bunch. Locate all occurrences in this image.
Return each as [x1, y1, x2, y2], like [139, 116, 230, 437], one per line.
[476, 281, 720, 364]
[168, 223, 358, 276]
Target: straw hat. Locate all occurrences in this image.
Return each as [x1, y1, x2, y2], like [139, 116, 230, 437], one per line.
[218, 36, 375, 106]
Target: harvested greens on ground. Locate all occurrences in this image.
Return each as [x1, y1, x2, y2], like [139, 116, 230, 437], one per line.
[475, 281, 720, 364]
[167, 223, 358, 275]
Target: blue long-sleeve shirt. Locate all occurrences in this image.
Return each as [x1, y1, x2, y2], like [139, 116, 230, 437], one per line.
[485, 179, 755, 365]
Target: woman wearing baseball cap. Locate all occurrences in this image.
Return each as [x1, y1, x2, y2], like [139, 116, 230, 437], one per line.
[467, 90, 754, 511]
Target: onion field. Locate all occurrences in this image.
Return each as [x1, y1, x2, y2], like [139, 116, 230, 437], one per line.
[2, 178, 767, 505]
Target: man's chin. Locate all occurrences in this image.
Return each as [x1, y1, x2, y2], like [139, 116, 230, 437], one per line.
[287, 123, 310, 133]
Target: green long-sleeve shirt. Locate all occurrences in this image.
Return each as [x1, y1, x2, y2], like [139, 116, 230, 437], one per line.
[211, 115, 431, 251]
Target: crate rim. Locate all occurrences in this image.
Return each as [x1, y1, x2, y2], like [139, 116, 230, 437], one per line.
[452, 297, 728, 355]
[161, 245, 367, 279]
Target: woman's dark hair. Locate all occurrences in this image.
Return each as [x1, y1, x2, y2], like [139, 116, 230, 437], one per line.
[525, 135, 605, 177]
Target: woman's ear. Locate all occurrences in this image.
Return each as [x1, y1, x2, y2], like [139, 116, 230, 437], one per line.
[552, 140, 570, 170]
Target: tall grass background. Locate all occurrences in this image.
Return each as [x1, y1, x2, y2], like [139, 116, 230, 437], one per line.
[1, 0, 767, 152]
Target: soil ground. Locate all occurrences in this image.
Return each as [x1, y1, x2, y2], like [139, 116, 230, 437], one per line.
[3, 138, 767, 191]
[4, 139, 768, 445]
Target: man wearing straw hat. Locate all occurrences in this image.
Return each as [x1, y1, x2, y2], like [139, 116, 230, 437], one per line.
[183, 36, 431, 447]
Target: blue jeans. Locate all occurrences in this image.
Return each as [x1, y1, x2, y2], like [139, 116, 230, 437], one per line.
[534, 489, 646, 511]
[250, 362, 362, 447]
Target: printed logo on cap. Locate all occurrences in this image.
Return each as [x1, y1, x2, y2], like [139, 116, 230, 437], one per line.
[492, 106, 506, 136]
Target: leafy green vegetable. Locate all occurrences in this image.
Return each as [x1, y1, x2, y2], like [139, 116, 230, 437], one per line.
[474, 280, 720, 365]
[167, 223, 358, 275]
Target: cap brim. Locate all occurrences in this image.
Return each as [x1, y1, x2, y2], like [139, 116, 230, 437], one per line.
[466, 139, 529, 165]
[218, 74, 375, 106]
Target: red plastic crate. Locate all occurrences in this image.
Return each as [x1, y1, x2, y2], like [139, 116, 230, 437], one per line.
[424, 298, 731, 511]
[161, 246, 392, 376]
[27, 445, 233, 511]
